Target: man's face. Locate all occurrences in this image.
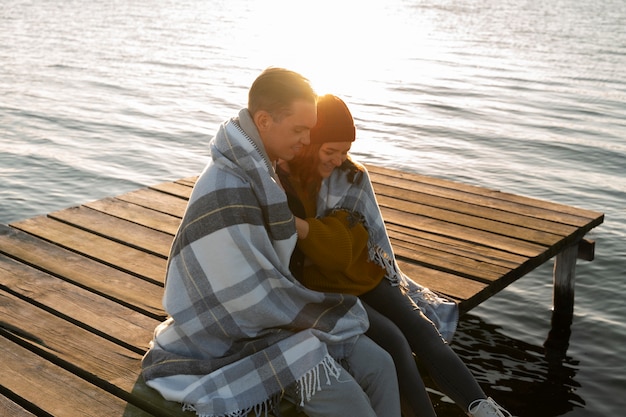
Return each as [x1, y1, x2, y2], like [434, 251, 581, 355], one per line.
[259, 99, 317, 162]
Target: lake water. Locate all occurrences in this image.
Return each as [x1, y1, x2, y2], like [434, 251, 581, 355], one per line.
[1, 1, 625, 416]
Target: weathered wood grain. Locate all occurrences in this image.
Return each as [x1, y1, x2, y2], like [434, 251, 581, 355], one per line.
[0, 254, 158, 352]
[0, 337, 156, 417]
[9, 216, 167, 285]
[0, 291, 188, 417]
[0, 225, 165, 318]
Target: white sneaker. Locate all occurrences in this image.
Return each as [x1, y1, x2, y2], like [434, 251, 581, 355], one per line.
[468, 397, 512, 417]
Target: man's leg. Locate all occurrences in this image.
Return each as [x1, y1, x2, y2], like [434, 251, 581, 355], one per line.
[363, 303, 437, 417]
[293, 336, 401, 417]
[340, 335, 401, 417]
[297, 363, 377, 417]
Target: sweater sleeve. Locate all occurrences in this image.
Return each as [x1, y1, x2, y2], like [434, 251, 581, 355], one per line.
[297, 210, 369, 272]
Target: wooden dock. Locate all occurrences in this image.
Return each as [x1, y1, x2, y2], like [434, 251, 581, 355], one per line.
[0, 165, 604, 417]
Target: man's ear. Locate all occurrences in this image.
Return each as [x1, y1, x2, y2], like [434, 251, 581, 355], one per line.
[254, 110, 272, 132]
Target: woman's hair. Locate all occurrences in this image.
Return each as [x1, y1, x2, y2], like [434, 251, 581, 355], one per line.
[248, 67, 317, 121]
[287, 93, 363, 196]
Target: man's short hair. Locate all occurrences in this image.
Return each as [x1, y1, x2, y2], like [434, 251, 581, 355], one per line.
[248, 67, 317, 121]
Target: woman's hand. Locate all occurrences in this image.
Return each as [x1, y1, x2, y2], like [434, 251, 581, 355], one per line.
[294, 217, 310, 239]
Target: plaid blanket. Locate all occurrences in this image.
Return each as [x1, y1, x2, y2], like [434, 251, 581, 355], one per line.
[141, 109, 369, 417]
[318, 159, 458, 342]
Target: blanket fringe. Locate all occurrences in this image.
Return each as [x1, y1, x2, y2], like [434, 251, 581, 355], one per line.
[182, 392, 282, 417]
[180, 356, 343, 416]
[369, 244, 402, 287]
[297, 354, 342, 406]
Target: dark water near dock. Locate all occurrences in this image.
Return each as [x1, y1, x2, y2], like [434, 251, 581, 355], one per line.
[1, 1, 625, 415]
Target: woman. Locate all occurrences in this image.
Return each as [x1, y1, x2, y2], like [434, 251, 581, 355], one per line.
[277, 94, 513, 417]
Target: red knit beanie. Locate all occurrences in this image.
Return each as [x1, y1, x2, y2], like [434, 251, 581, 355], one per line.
[309, 94, 356, 144]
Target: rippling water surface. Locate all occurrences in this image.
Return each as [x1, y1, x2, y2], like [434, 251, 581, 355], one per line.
[1, 1, 625, 416]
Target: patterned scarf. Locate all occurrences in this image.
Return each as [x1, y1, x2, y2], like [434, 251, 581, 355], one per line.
[318, 158, 458, 342]
[141, 109, 369, 417]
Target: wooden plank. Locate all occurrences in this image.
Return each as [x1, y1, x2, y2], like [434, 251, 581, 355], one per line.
[392, 241, 508, 283]
[386, 223, 527, 268]
[0, 393, 36, 417]
[396, 261, 488, 309]
[377, 194, 566, 246]
[8, 216, 167, 285]
[165, 172, 598, 251]
[149, 182, 193, 199]
[0, 289, 143, 382]
[398, 257, 529, 313]
[175, 168, 603, 234]
[0, 254, 158, 352]
[380, 206, 547, 257]
[385, 204, 588, 273]
[0, 225, 165, 318]
[176, 177, 198, 187]
[0, 290, 191, 417]
[0, 336, 156, 417]
[85, 197, 181, 235]
[116, 188, 188, 217]
[373, 181, 582, 236]
[367, 164, 604, 223]
[48, 206, 173, 258]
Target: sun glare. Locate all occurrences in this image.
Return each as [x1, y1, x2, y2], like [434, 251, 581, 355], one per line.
[231, 1, 447, 160]
[240, 1, 436, 99]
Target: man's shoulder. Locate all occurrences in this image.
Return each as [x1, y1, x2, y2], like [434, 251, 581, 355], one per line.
[196, 162, 251, 191]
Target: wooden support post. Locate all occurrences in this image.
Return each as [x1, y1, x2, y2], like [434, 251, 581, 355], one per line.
[544, 243, 578, 358]
[577, 238, 595, 261]
[553, 243, 578, 317]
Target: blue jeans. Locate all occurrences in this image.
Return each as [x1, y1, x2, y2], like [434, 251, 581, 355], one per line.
[291, 335, 401, 417]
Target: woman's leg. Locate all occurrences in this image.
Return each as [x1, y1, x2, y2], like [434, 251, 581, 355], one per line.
[363, 302, 437, 417]
[361, 281, 486, 410]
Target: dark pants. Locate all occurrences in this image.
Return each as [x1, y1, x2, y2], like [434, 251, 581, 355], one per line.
[362, 279, 485, 416]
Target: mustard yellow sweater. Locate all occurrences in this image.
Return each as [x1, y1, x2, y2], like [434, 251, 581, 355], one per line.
[294, 181, 386, 296]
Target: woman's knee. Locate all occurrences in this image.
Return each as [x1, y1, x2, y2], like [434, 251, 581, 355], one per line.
[364, 305, 413, 361]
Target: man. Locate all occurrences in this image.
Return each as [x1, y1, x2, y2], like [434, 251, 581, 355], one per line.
[141, 68, 400, 417]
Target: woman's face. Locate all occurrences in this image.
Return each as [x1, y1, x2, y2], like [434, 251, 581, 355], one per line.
[317, 141, 352, 178]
